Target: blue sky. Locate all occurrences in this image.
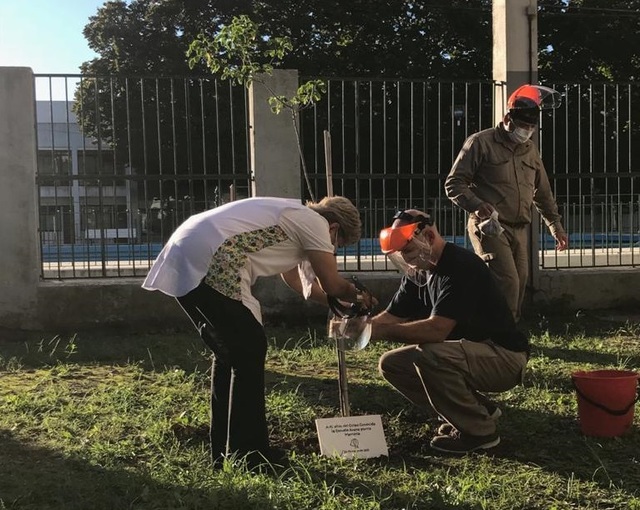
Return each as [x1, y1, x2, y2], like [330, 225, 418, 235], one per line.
[0, 0, 110, 98]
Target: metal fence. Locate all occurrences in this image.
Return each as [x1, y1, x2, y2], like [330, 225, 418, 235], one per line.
[35, 75, 640, 279]
[538, 83, 640, 267]
[298, 79, 501, 272]
[36, 74, 251, 278]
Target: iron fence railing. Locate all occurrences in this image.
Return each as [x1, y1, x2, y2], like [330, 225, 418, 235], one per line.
[301, 78, 640, 271]
[36, 74, 251, 278]
[537, 83, 640, 268]
[35, 75, 640, 279]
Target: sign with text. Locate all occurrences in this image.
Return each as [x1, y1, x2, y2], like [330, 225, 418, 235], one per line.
[315, 415, 388, 459]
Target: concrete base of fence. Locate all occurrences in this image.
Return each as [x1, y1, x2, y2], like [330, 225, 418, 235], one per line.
[533, 266, 640, 312]
[32, 273, 402, 332]
[9, 267, 639, 332]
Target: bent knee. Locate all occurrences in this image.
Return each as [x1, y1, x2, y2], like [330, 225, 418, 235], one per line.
[378, 347, 418, 376]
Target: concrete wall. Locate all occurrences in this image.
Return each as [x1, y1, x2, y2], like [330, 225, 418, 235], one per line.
[249, 70, 302, 198]
[1, 66, 640, 333]
[34, 273, 402, 332]
[32, 268, 640, 332]
[0, 68, 41, 329]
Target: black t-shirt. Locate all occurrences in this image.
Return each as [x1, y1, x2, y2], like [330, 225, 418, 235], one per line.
[386, 243, 529, 353]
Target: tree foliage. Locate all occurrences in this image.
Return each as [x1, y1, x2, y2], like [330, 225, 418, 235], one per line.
[244, 0, 493, 80]
[76, 0, 640, 98]
[187, 14, 326, 199]
[538, 0, 640, 82]
[78, 0, 494, 81]
[72, 0, 640, 201]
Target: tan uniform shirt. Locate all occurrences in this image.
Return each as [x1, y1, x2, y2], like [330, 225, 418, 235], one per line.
[445, 123, 565, 236]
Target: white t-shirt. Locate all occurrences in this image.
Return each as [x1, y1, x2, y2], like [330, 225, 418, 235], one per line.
[142, 197, 334, 323]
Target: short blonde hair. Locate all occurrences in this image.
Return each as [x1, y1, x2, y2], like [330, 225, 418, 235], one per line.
[306, 196, 362, 245]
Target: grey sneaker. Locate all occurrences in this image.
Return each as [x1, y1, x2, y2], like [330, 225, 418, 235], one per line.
[430, 430, 500, 454]
[436, 405, 502, 436]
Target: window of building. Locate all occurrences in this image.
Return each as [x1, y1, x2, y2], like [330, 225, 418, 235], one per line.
[78, 150, 126, 185]
[39, 205, 74, 244]
[37, 150, 71, 176]
[81, 204, 129, 231]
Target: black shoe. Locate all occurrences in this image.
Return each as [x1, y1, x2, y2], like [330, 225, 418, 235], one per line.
[430, 430, 500, 454]
[436, 405, 502, 436]
[243, 447, 289, 471]
[263, 447, 288, 465]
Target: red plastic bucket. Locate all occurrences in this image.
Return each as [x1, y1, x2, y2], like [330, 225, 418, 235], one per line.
[571, 370, 639, 437]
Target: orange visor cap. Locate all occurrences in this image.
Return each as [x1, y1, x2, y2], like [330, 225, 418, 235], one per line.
[379, 222, 418, 254]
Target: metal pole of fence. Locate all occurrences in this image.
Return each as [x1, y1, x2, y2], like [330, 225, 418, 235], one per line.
[324, 130, 333, 198]
[325, 129, 350, 417]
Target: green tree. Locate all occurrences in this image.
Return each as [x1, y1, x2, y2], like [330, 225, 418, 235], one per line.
[75, 0, 254, 209]
[539, 0, 640, 82]
[73, 0, 640, 203]
[245, 0, 492, 80]
[187, 15, 325, 200]
[74, 0, 495, 202]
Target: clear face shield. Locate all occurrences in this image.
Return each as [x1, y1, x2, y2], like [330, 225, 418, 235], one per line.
[509, 84, 563, 112]
[534, 85, 563, 110]
[507, 85, 562, 143]
[386, 239, 431, 287]
[379, 212, 434, 287]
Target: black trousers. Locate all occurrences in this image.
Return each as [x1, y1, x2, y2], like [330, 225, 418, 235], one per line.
[177, 282, 269, 461]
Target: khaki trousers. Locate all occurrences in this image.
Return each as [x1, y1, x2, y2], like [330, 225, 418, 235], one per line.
[378, 340, 527, 436]
[467, 217, 529, 322]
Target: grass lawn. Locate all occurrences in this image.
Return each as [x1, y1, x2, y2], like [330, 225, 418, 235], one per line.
[0, 311, 639, 509]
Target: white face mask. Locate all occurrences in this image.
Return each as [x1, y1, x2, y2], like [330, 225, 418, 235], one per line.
[508, 125, 535, 144]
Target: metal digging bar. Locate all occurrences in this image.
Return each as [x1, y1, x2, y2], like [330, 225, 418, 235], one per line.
[327, 276, 372, 418]
[324, 130, 372, 418]
[324, 129, 351, 416]
[336, 335, 350, 417]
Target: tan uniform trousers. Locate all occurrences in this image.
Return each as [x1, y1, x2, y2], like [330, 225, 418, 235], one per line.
[468, 217, 529, 322]
[379, 340, 527, 436]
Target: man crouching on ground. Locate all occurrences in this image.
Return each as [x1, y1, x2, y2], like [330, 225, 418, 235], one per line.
[371, 209, 530, 454]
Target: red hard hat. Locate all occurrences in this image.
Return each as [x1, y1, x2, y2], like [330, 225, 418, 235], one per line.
[508, 84, 562, 111]
[508, 84, 543, 110]
[507, 84, 561, 124]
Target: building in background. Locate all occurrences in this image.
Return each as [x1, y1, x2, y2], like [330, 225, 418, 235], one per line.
[36, 101, 139, 245]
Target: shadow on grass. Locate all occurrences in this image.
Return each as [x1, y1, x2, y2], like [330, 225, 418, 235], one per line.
[0, 329, 212, 374]
[267, 370, 640, 498]
[0, 324, 325, 375]
[520, 310, 638, 338]
[494, 405, 640, 493]
[532, 344, 640, 367]
[0, 429, 244, 510]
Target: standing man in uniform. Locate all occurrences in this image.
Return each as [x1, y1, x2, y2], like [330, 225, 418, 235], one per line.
[445, 84, 569, 322]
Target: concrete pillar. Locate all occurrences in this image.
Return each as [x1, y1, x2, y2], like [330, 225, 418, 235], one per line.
[249, 69, 302, 199]
[0, 68, 40, 329]
[492, 0, 538, 118]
